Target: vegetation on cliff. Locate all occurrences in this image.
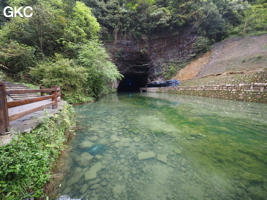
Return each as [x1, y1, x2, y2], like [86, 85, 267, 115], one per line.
[83, 0, 266, 42]
[82, 0, 266, 80]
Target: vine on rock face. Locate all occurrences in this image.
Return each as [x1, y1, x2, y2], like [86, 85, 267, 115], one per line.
[0, 104, 76, 200]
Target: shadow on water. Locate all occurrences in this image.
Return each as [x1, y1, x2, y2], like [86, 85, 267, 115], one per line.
[53, 93, 267, 200]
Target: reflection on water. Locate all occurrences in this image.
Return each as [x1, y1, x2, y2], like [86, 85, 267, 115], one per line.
[55, 93, 267, 200]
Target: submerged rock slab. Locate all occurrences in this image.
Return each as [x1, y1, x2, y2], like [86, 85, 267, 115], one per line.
[85, 170, 97, 181]
[157, 154, 167, 164]
[84, 162, 103, 181]
[67, 168, 83, 187]
[80, 184, 88, 194]
[138, 151, 156, 160]
[90, 162, 103, 173]
[75, 152, 94, 167]
[79, 141, 94, 149]
[113, 184, 126, 195]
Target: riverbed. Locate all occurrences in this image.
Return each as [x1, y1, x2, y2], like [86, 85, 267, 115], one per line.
[55, 93, 267, 200]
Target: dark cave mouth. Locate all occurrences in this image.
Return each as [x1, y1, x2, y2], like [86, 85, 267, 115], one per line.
[117, 74, 148, 92]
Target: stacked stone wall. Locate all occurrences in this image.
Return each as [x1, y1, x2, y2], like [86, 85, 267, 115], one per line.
[145, 83, 267, 103]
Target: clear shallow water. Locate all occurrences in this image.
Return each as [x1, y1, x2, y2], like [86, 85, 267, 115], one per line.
[55, 93, 267, 200]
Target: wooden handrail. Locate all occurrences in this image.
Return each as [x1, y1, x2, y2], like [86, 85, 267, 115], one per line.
[7, 95, 54, 108]
[7, 89, 55, 94]
[0, 82, 61, 135]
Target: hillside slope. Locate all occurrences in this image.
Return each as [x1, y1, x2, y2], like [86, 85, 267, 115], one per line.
[173, 34, 267, 85]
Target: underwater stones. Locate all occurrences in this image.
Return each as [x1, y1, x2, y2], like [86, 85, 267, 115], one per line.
[133, 137, 141, 142]
[122, 137, 132, 143]
[138, 151, 156, 160]
[75, 152, 94, 167]
[91, 162, 103, 173]
[67, 168, 83, 186]
[90, 184, 100, 190]
[80, 184, 88, 194]
[79, 141, 94, 149]
[99, 138, 107, 144]
[85, 170, 97, 181]
[180, 167, 186, 172]
[90, 178, 101, 185]
[95, 155, 102, 160]
[173, 148, 182, 154]
[181, 158, 186, 166]
[157, 154, 167, 164]
[88, 144, 108, 156]
[62, 187, 71, 194]
[110, 134, 120, 142]
[114, 143, 120, 148]
[235, 187, 244, 196]
[247, 186, 266, 200]
[187, 137, 196, 140]
[242, 172, 264, 184]
[84, 162, 103, 181]
[98, 132, 105, 138]
[113, 184, 126, 196]
[90, 136, 98, 142]
[198, 133, 206, 138]
[101, 181, 108, 186]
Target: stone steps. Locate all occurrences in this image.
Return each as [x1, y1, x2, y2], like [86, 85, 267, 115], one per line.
[5, 82, 40, 101]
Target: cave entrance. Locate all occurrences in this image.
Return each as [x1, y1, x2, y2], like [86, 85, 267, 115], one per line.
[117, 74, 148, 92]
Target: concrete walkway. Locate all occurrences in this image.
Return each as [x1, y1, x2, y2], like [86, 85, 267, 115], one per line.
[0, 100, 67, 145]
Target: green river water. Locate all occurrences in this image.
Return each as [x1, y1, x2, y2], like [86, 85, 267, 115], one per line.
[55, 93, 267, 200]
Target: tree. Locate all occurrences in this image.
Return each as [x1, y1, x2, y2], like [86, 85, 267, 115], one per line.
[78, 40, 123, 97]
[63, 1, 100, 43]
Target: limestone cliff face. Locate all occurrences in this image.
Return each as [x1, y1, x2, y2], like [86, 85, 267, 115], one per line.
[104, 27, 197, 84]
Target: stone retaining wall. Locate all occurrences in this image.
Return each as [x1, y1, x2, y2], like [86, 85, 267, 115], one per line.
[145, 83, 267, 103]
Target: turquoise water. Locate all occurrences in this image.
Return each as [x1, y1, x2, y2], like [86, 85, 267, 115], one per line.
[55, 93, 267, 200]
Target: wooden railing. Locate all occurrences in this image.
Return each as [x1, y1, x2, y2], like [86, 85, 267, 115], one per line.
[0, 82, 61, 134]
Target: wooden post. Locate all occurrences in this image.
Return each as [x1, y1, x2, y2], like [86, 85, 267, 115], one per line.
[40, 86, 45, 96]
[0, 82, 10, 134]
[51, 85, 58, 109]
[57, 86, 61, 102]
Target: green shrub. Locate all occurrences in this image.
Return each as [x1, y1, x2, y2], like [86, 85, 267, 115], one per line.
[29, 54, 89, 103]
[0, 104, 75, 199]
[77, 40, 123, 98]
[0, 41, 36, 73]
[194, 36, 211, 53]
